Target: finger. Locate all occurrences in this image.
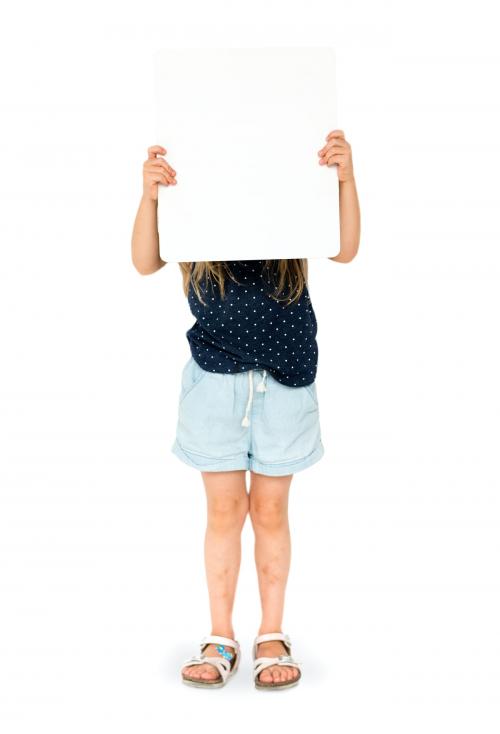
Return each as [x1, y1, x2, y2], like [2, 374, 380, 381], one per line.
[148, 158, 176, 176]
[145, 161, 177, 181]
[326, 129, 345, 140]
[149, 171, 174, 186]
[147, 145, 167, 159]
[318, 138, 346, 156]
[318, 152, 343, 165]
[325, 152, 344, 166]
[150, 172, 169, 186]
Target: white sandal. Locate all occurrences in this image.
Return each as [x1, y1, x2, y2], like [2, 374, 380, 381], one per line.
[181, 635, 241, 688]
[252, 632, 302, 690]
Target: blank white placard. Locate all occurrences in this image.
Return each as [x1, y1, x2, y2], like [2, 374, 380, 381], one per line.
[153, 47, 339, 262]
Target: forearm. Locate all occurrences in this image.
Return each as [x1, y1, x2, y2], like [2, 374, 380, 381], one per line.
[330, 177, 360, 263]
[131, 196, 166, 274]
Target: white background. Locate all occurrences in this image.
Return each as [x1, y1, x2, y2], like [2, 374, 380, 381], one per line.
[1, 1, 499, 732]
[154, 46, 339, 261]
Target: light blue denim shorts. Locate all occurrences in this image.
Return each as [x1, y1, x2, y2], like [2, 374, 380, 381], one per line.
[171, 356, 324, 476]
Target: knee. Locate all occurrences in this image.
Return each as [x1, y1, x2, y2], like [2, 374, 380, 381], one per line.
[249, 496, 287, 532]
[207, 494, 249, 533]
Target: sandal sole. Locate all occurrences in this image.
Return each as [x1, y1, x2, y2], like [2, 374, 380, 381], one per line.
[255, 676, 301, 690]
[182, 677, 227, 689]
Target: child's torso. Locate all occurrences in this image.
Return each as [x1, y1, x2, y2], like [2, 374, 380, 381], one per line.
[185, 260, 318, 386]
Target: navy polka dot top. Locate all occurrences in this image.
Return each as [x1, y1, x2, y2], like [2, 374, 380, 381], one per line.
[185, 260, 318, 387]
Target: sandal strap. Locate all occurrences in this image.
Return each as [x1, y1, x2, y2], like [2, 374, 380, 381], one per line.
[201, 635, 240, 651]
[254, 632, 289, 646]
[253, 631, 292, 659]
[183, 654, 232, 682]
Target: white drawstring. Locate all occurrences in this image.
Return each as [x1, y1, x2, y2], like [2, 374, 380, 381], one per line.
[256, 369, 267, 393]
[241, 369, 267, 427]
[241, 371, 254, 427]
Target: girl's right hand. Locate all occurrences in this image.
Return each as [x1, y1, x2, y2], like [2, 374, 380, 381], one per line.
[142, 145, 177, 201]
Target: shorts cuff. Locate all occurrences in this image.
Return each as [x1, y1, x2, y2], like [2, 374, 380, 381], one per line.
[249, 441, 325, 476]
[171, 440, 250, 472]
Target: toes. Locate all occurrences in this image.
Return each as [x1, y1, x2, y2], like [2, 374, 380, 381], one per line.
[272, 668, 281, 683]
[184, 663, 219, 681]
[200, 665, 219, 680]
[259, 665, 299, 684]
[183, 665, 197, 679]
[259, 668, 273, 683]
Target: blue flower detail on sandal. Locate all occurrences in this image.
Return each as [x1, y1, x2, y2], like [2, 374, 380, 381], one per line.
[216, 644, 234, 661]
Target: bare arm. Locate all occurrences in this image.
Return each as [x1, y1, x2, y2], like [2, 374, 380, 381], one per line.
[333, 176, 360, 263]
[131, 145, 177, 275]
[131, 196, 164, 275]
[318, 130, 361, 264]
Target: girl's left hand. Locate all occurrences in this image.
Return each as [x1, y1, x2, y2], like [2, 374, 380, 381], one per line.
[317, 129, 354, 183]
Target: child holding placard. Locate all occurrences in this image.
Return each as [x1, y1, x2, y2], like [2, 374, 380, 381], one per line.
[131, 129, 360, 689]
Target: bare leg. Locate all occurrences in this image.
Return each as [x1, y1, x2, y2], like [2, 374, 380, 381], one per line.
[248, 471, 299, 685]
[182, 470, 248, 682]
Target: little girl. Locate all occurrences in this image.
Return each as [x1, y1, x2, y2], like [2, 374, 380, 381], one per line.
[131, 129, 360, 690]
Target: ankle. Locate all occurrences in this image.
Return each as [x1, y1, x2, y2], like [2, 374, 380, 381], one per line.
[211, 629, 236, 640]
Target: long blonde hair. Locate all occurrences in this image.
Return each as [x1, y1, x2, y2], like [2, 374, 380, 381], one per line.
[178, 260, 309, 308]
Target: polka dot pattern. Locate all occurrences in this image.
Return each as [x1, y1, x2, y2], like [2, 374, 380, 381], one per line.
[185, 260, 318, 387]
